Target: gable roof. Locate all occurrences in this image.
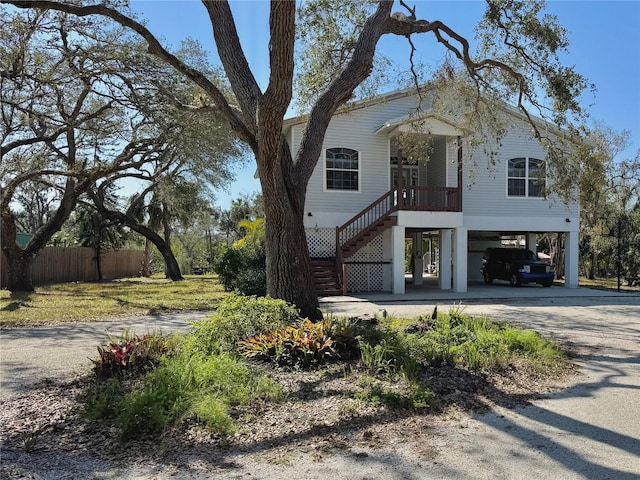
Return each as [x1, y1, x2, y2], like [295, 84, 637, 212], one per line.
[283, 86, 418, 131]
[374, 113, 463, 137]
[284, 86, 563, 139]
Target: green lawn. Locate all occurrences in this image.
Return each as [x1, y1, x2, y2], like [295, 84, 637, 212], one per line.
[3, 273, 636, 328]
[0, 275, 229, 327]
[578, 276, 640, 292]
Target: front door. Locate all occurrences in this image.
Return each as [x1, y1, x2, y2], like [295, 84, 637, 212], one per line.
[390, 166, 418, 189]
[391, 165, 419, 206]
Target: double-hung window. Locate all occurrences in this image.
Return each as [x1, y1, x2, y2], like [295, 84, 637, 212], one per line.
[507, 157, 545, 198]
[325, 147, 359, 191]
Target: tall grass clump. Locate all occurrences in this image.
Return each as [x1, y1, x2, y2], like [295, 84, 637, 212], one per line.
[86, 348, 282, 440]
[117, 351, 281, 440]
[403, 305, 567, 373]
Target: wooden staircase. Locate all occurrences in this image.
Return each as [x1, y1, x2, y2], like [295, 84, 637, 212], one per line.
[310, 258, 342, 296]
[310, 185, 461, 296]
[340, 214, 397, 258]
[311, 190, 399, 296]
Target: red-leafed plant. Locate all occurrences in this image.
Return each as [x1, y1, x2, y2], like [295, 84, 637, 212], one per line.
[92, 331, 168, 377]
[237, 316, 364, 368]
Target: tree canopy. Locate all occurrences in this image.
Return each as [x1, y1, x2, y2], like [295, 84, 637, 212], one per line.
[3, 0, 591, 317]
[577, 125, 640, 279]
[0, 7, 242, 290]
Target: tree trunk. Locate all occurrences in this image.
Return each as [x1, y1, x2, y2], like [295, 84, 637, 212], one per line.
[552, 233, 565, 280]
[153, 236, 183, 281]
[588, 249, 597, 280]
[260, 156, 321, 321]
[88, 192, 184, 282]
[2, 246, 36, 292]
[130, 225, 182, 281]
[99, 210, 183, 281]
[2, 177, 83, 292]
[161, 202, 172, 279]
[141, 239, 153, 277]
[95, 244, 103, 281]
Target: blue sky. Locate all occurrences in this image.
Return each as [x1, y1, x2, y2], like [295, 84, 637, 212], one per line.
[131, 0, 640, 210]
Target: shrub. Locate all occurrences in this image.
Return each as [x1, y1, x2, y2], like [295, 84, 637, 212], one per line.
[189, 294, 301, 354]
[238, 316, 363, 368]
[213, 242, 266, 296]
[91, 330, 169, 377]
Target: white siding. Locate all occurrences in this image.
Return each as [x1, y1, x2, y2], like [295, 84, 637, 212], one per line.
[293, 94, 579, 229]
[296, 96, 420, 223]
[427, 137, 447, 187]
[446, 137, 458, 188]
[462, 120, 579, 221]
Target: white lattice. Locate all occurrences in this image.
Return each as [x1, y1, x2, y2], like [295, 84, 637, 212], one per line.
[306, 228, 390, 293]
[306, 228, 335, 257]
[345, 236, 388, 293]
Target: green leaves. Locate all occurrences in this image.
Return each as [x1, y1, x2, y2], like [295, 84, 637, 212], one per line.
[238, 318, 337, 368]
[189, 294, 300, 354]
[294, 0, 385, 111]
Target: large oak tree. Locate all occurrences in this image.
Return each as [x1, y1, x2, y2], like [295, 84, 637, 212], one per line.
[1, 8, 240, 290]
[1, 10, 172, 290]
[4, 0, 589, 318]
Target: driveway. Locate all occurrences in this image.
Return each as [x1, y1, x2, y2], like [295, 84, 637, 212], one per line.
[1, 287, 639, 479]
[318, 287, 640, 479]
[0, 311, 212, 402]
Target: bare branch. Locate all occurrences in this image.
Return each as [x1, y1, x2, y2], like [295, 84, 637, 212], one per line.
[201, 0, 261, 133]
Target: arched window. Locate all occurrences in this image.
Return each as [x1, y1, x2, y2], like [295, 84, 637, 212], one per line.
[325, 147, 359, 191]
[507, 157, 545, 197]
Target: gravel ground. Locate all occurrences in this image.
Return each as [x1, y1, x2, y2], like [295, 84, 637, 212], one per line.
[1, 289, 639, 479]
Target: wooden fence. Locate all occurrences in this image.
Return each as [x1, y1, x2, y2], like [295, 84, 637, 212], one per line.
[1, 247, 145, 288]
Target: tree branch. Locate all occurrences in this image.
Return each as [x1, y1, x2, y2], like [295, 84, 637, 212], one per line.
[3, 0, 256, 149]
[261, 0, 295, 122]
[200, 0, 261, 134]
[296, 1, 394, 182]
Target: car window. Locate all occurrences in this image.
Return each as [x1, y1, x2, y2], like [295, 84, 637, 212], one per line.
[514, 250, 536, 260]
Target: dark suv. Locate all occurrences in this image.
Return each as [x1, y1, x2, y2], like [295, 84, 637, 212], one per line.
[481, 248, 554, 287]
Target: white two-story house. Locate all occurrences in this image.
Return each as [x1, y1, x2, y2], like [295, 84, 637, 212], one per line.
[284, 89, 579, 295]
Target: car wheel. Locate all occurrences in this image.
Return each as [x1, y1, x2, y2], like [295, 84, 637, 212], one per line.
[483, 272, 493, 284]
[510, 273, 521, 287]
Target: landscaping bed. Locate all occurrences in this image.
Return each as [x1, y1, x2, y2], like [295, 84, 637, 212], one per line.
[0, 296, 579, 479]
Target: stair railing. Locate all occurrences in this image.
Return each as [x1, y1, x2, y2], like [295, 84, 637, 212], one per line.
[335, 190, 397, 290]
[333, 185, 460, 293]
[336, 189, 396, 249]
